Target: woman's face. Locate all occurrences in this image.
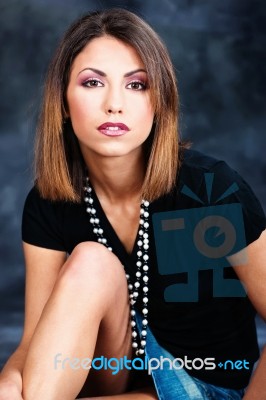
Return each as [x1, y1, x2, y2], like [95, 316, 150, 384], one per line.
[66, 35, 154, 162]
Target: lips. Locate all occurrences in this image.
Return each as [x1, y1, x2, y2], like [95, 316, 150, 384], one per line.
[97, 122, 129, 137]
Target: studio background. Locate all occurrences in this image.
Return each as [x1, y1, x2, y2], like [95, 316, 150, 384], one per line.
[0, 0, 265, 367]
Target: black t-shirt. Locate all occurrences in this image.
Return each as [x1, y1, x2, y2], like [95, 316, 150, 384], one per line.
[22, 149, 266, 389]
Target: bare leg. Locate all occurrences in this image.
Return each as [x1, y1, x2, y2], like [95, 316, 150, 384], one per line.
[22, 242, 134, 400]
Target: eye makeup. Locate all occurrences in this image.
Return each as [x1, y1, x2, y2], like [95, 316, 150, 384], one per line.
[77, 70, 104, 86]
[81, 78, 104, 88]
[77, 68, 149, 89]
[126, 79, 148, 90]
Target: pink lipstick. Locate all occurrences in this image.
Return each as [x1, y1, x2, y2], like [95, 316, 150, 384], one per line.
[97, 122, 129, 137]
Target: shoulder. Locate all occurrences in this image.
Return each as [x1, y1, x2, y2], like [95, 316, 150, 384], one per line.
[178, 148, 232, 199]
[22, 186, 72, 251]
[177, 147, 266, 245]
[179, 147, 248, 195]
[179, 148, 263, 207]
[179, 147, 233, 182]
[22, 186, 93, 253]
[23, 186, 67, 220]
[180, 147, 221, 172]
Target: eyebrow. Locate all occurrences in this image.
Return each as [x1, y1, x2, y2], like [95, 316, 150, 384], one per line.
[78, 67, 147, 77]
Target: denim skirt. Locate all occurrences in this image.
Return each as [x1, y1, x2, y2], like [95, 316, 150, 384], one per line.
[135, 313, 245, 400]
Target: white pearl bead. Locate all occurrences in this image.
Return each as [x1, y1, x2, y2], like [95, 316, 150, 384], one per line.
[143, 255, 149, 261]
[137, 240, 143, 246]
[131, 310, 136, 316]
[128, 284, 133, 290]
[141, 330, 147, 336]
[136, 261, 142, 267]
[138, 349, 145, 355]
[137, 251, 142, 257]
[144, 211, 149, 218]
[144, 222, 149, 228]
[90, 217, 95, 223]
[84, 197, 89, 202]
[134, 282, 140, 288]
[91, 208, 96, 214]
[140, 209, 144, 215]
[143, 286, 148, 293]
[89, 198, 93, 204]
[86, 207, 91, 213]
[136, 272, 141, 278]
[132, 331, 137, 338]
[142, 308, 148, 315]
[143, 233, 148, 239]
[98, 238, 102, 243]
[141, 340, 146, 346]
[98, 228, 103, 234]
[133, 292, 138, 298]
[139, 230, 144, 235]
[144, 201, 149, 207]
[142, 319, 148, 325]
[139, 219, 144, 225]
[132, 342, 138, 348]
[143, 265, 149, 271]
[102, 238, 107, 244]
[143, 297, 148, 303]
[131, 321, 136, 327]
[108, 247, 112, 251]
[94, 218, 99, 224]
[143, 244, 149, 250]
[93, 228, 98, 233]
[143, 276, 149, 283]
[130, 299, 136, 305]
[143, 238, 149, 244]
[125, 274, 130, 279]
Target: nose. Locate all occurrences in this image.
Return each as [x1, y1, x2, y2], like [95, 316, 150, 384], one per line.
[105, 86, 123, 115]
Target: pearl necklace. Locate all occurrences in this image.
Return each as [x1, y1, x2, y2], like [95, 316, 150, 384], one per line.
[84, 178, 150, 355]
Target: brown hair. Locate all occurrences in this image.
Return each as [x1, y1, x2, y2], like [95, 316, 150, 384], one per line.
[35, 8, 181, 202]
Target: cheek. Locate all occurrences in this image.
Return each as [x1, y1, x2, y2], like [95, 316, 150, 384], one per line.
[67, 85, 94, 116]
[67, 95, 93, 122]
[133, 96, 154, 120]
[143, 96, 154, 119]
[142, 103, 155, 126]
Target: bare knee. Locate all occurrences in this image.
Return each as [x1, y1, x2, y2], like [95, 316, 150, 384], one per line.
[58, 241, 127, 298]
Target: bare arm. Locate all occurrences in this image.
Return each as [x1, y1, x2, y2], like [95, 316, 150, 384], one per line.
[243, 345, 266, 400]
[0, 243, 66, 395]
[231, 230, 266, 399]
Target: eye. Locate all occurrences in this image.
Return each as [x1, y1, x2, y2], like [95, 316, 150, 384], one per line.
[126, 80, 147, 91]
[82, 78, 104, 88]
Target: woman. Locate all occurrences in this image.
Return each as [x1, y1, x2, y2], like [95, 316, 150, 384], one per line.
[0, 8, 265, 400]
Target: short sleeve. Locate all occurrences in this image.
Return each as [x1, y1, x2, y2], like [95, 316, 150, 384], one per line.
[22, 187, 66, 251]
[210, 161, 266, 246]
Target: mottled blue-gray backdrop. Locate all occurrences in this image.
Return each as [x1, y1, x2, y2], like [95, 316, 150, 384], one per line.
[0, 0, 265, 367]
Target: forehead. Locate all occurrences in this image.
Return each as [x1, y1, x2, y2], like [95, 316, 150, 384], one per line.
[70, 35, 145, 72]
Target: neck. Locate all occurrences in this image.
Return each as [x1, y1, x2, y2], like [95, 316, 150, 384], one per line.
[83, 152, 145, 203]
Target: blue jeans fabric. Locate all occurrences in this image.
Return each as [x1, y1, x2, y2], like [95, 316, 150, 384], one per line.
[135, 313, 245, 399]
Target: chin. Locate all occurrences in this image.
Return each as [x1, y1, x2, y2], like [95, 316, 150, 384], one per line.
[94, 144, 143, 159]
